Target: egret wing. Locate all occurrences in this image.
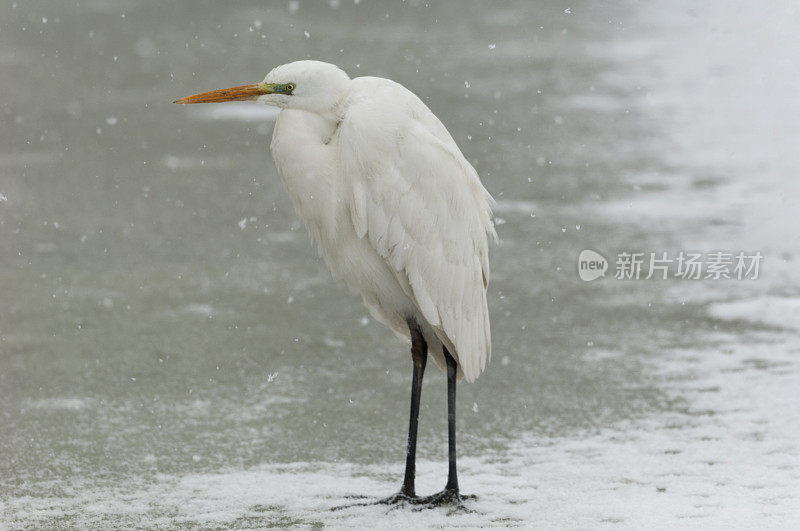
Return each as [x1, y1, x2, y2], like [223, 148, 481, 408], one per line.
[338, 86, 496, 382]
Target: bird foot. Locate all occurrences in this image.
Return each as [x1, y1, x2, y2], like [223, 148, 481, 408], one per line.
[331, 489, 476, 512]
[377, 491, 417, 505]
[330, 491, 416, 511]
[410, 488, 476, 511]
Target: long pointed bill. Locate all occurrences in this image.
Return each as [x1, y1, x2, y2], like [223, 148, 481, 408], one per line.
[173, 83, 273, 104]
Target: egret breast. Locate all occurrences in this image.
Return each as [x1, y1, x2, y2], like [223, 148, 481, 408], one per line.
[271, 109, 417, 322]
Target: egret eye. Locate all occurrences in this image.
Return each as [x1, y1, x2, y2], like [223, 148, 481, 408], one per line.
[285, 83, 295, 93]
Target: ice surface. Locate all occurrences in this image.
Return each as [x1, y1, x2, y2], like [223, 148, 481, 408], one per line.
[24, 397, 95, 412]
[4, 322, 798, 528]
[708, 297, 800, 331]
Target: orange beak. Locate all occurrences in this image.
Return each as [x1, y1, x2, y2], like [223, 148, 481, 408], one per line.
[173, 83, 274, 104]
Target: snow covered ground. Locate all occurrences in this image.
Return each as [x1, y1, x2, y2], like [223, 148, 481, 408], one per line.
[4, 298, 798, 529]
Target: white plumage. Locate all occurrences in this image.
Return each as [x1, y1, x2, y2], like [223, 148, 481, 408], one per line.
[266, 62, 497, 382]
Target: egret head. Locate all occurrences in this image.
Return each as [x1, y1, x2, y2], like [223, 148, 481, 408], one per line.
[174, 60, 351, 114]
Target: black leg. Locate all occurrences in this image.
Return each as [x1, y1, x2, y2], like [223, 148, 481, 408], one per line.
[332, 332, 475, 512]
[412, 346, 476, 509]
[331, 320, 429, 510]
[444, 348, 459, 493]
[401, 320, 427, 497]
[353, 319, 428, 506]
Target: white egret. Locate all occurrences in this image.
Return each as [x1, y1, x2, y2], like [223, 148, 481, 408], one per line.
[175, 60, 496, 507]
